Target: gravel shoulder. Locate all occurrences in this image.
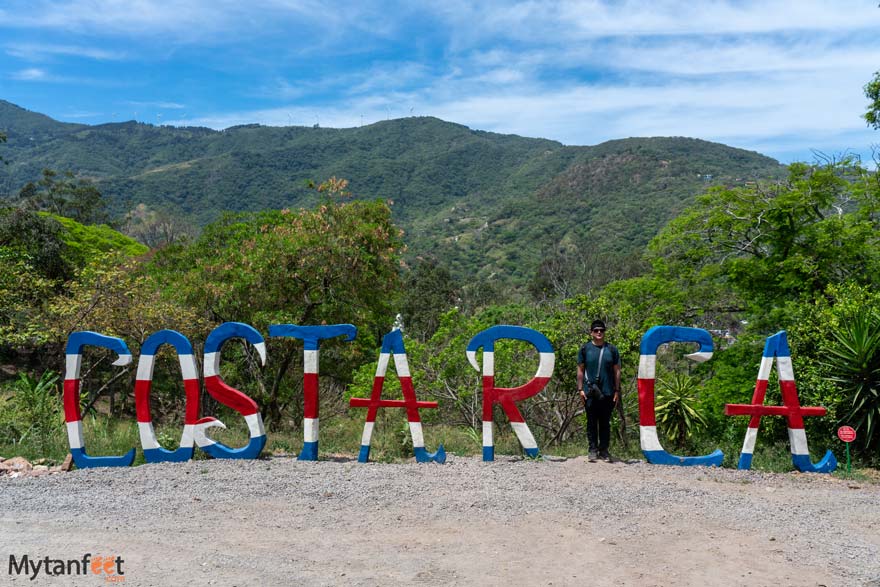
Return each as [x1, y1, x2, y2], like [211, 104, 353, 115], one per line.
[1, 455, 879, 586]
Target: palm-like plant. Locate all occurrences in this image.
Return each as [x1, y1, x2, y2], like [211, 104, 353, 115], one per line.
[655, 372, 708, 448]
[821, 310, 880, 454]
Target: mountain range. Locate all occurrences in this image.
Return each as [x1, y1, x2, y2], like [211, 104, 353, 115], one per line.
[0, 99, 785, 286]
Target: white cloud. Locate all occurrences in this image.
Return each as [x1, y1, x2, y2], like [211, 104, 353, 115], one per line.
[464, 34, 880, 79]
[61, 110, 105, 119]
[557, 0, 878, 36]
[11, 67, 49, 80]
[0, 0, 396, 45]
[345, 62, 433, 96]
[124, 100, 186, 109]
[5, 43, 126, 61]
[263, 79, 308, 100]
[4, 1, 879, 50]
[474, 68, 525, 85]
[431, 0, 880, 44]
[430, 74, 869, 143]
[7, 67, 136, 87]
[0, 0, 245, 36]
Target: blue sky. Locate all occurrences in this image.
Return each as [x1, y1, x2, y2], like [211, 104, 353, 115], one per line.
[1, 0, 879, 165]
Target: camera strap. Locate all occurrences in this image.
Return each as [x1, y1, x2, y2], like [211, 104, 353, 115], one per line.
[584, 345, 606, 386]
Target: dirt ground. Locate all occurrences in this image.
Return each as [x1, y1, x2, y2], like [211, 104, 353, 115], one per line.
[1, 455, 878, 586]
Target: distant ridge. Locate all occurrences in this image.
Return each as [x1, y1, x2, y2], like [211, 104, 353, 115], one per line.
[0, 99, 784, 285]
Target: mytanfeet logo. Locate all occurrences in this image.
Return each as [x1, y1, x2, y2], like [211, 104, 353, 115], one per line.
[8, 553, 125, 582]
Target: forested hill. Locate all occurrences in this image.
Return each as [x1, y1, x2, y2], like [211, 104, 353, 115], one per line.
[0, 99, 785, 285]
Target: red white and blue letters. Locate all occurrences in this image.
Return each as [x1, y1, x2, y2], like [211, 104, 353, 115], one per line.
[724, 331, 836, 473]
[637, 326, 724, 467]
[268, 324, 357, 461]
[64, 332, 137, 468]
[61, 322, 836, 473]
[349, 329, 445, 463]
[199, 322, 268, 459]
[466, 326, 554, 461]
[135, 329, 200, 463]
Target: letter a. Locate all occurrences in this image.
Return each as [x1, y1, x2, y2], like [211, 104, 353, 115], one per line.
[725, 331, 836, 473]
[349, 329, 444, 463]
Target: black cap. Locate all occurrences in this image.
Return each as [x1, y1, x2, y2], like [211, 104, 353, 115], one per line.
[590, 319, 606, 330]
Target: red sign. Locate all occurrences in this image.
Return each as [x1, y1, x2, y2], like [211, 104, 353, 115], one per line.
[837, 426, 857, 443]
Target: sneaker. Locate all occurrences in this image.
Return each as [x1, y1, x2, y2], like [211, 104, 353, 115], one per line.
[599, 451, 613, 462]
[588, 450, 598, 462]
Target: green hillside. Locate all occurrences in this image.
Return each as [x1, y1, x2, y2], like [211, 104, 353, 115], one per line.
[0, 99, 785, 286]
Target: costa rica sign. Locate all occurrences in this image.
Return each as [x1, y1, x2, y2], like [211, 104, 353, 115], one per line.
[60, 323, 836, 473]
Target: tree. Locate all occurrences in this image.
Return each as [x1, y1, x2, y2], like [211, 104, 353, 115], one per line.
[0, 210, 64, 352]
[37, 254, 206, 418]
[152, 178, 404, 428]
[0, 207, 73, 281]
[650, 161, 880, 320]
[0, 246, 56, 349]
[1, 210, 148, 376]
[122, 203, 195, 248]
[0, 131, 6, 164]
[399, 259, 459, 341]
[18, 169, 110, 225]
[529, 247, 649, 303]
[865, 71, 880, 130]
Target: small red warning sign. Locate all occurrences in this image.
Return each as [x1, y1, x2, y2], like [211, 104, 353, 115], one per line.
[837, 426, 857, 443]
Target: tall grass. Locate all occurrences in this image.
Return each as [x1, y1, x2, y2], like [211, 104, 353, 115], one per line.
[0, 408, 871, 479]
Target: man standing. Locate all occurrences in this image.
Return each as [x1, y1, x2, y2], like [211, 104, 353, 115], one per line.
[577, 319, 621, 462]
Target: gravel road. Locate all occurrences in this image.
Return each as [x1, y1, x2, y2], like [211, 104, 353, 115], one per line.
[1, 454, 878, 586]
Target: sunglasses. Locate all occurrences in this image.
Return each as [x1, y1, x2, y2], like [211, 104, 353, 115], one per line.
[591, 328, 606, 333]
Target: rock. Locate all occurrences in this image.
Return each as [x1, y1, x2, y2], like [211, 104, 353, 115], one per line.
[33, 465, 49, 472]
[61, 453, 74, 472]
[0, 457, 33, 473]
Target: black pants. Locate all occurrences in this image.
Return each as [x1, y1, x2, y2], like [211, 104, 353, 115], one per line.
[586, 395, 614, 452]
